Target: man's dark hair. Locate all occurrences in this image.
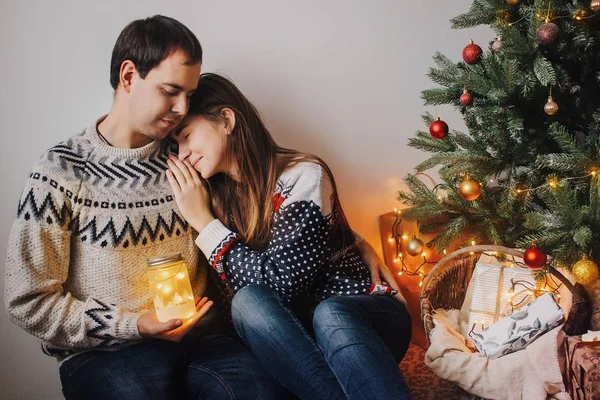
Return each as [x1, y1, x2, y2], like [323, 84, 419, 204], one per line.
[110, 15, 202, 90]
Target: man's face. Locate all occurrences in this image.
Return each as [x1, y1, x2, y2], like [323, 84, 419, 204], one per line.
[128, 50, 201, 141]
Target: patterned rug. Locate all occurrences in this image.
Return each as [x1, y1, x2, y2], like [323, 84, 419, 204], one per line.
[400, 344, 473, 400]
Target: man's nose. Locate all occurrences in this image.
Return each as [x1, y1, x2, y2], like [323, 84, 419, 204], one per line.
[172, 95, 189, 116]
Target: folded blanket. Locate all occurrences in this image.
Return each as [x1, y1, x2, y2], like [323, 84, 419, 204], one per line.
[425, 309, 568, 400]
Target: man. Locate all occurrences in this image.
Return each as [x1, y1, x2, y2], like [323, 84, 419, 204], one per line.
[5, 15, 286, 399]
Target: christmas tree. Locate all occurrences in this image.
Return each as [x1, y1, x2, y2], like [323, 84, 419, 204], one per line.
[399, 0, 600, 279]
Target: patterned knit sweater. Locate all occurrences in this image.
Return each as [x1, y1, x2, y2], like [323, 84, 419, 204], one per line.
[196, 162, 383, 307]
[4, 119, 217, 361]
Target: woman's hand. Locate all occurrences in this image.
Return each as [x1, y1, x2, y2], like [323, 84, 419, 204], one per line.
[166, 154, 215, 232]
[358, 240, 407, 305]
[137, 296, 213, 342]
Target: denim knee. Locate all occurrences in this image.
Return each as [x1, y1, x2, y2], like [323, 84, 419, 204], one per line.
[313, 295, 351, 321]
[231, 285, 276, 335]
[315, 295, 350, 313]
[312, 296, 351, 336]
[231, 285, 274, 317]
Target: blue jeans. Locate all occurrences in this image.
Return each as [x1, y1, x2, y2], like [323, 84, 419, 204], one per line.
[231, 285, 412, 400]
[59, 333, 288, 399]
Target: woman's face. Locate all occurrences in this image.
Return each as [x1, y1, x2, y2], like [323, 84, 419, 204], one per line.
[172, 114, 230, 179]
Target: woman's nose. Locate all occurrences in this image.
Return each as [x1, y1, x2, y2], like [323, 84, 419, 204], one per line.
[178, 147, 190, 162]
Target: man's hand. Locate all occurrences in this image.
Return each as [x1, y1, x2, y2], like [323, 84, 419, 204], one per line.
[137, 296, 213, 342]
[358, 240, 407, 305]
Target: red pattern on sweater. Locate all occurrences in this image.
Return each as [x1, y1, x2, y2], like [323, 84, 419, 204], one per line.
[272, 192, 286, 213]
[212, 236, 242, 277]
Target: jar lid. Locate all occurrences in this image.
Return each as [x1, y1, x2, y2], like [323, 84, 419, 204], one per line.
[147, 253, 183, 268]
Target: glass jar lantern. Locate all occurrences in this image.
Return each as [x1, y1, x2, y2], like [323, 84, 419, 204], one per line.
[147, 253, 195, 322]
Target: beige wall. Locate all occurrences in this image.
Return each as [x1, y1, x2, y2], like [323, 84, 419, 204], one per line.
[0, 1, 491, 397]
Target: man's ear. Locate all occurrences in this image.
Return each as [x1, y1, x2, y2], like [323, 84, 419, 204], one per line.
[119, 60, 137, 94]
[221, 108, 236, 134]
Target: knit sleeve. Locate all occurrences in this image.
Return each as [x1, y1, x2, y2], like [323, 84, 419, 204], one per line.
[195, 163, 333, 305]
[4, 159, 141, 351]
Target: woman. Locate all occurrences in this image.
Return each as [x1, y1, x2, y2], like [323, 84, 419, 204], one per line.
[166, 73, 412, 400]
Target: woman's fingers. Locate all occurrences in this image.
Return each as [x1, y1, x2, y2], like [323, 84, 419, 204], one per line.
[168, 155, 193, 185]
[166, 169, 181, 194]
[183, 160, 203, 185]
[167, 163, 187, 189]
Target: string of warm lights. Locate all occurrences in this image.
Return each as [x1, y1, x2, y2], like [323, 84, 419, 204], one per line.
[506, 15, 528, 26]
[497, 0, 599, 27]
[388, 208, 489, 287]
[507, 275, 562, 309]
[572, 9, 597, 21]
[446, 169, 597, 197]
[515, 170, 598, 194]
[388, 209, 438, 288]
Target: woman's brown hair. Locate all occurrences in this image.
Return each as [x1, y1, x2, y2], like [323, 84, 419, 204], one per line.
[187, 73, 354, 250]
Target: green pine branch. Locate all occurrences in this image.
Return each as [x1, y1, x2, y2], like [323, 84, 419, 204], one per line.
[451, 0, 500, 29]
[533, 56, 556, 86]
[408, 131, 458, 153]
[421, 88, 461, 106]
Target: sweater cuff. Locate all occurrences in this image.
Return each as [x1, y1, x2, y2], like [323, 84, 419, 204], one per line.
[114, 311, 143, 340]
[195, 219, 234, 260]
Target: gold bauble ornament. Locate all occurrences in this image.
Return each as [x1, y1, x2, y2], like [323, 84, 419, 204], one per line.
[406, 236, 424, 257]
[544, 96, 559, 115]
[506, 0, 520, 5]
[572, 256, 599, 286]
[497, 9, 511, 24]
[591, 0, 600, 12]
[458, 174, 482, 201]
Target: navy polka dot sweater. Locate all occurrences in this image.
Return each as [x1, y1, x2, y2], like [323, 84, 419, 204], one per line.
[195, 162, 381, 306]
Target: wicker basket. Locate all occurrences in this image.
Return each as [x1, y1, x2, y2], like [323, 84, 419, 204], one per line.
[419, 245, 576, 343]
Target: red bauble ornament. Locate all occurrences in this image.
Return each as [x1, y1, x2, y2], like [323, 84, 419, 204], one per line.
[460, 89, 472, 106]
[524, 243, 547, 269]
[462, 40, 483, 64]
[429, 117, 449, 139]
